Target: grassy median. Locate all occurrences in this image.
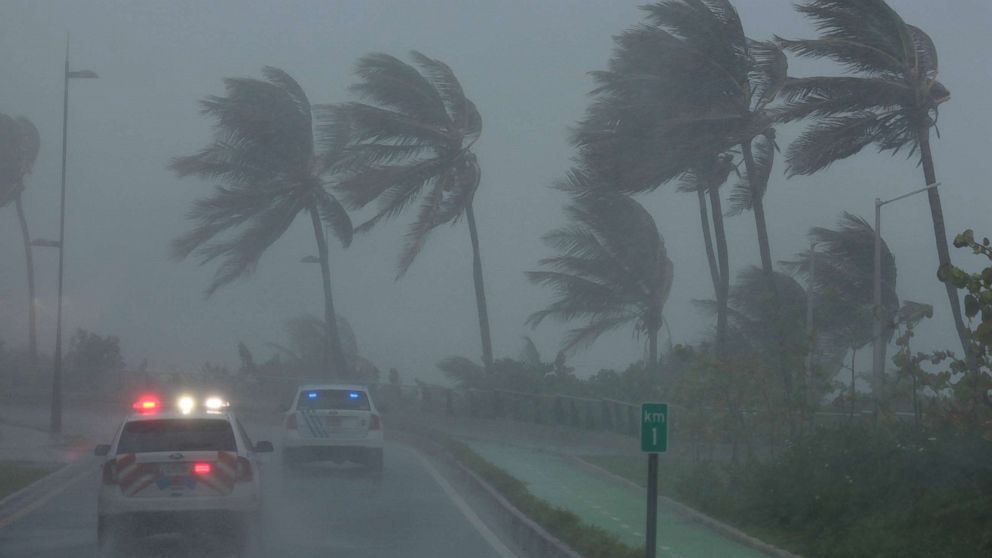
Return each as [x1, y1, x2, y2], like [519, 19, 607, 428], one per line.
[0, 461, 58, 501]
[439, 437, 641, 558]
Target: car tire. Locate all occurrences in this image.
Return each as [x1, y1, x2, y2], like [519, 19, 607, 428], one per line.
[368, 449, 384, 473]
[282, 448, 300, 472]
[97, 515, 125, 558]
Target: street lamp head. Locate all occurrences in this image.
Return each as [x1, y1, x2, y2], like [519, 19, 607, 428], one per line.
[67, 69, 98, 79]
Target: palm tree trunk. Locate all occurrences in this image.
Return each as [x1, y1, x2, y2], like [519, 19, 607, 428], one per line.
[697, 189, 721, 301]
[741, 140, 774, 277]
[465, 203, 494, 371]
[743, 140, 795, 431]
[15, 195, 38, 371]
[918, 127, 973, 370]
[849, 347, 857, 419]
[647, 323, 659, 376]
[309, 206, 349, 379]
[708, 186, 730, 360]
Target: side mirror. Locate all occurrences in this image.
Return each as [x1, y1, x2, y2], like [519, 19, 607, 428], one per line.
[254, 441, 274, 453]
[94, 444, 111, 457]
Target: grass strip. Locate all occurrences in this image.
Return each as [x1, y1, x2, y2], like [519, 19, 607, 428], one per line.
[439, 437, 641, 558]
[0, 461, 58, 501]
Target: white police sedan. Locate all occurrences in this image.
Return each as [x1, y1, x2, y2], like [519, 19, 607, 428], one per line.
[281, 384, 384, 472]
[94, 394, 273, 555]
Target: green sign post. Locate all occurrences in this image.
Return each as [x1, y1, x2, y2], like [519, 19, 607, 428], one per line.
[640, 403, 668, 558]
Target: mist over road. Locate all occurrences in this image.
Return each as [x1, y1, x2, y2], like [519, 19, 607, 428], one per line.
[0, 418, 510, 558]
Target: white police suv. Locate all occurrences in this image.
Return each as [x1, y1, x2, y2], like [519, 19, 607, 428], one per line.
[281, 384, 384, 472]
[94, 394, 273, 555]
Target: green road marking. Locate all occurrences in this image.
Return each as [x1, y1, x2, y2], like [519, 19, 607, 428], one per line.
[466, 441, 768, 558]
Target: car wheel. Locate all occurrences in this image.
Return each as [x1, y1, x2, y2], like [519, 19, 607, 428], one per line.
[97, 516, 125, 558]
[368, 449, 384, 473]
[282, 448, 301, 473]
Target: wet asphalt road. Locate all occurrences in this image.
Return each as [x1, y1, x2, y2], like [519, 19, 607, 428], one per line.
[0, 420, 510, 558]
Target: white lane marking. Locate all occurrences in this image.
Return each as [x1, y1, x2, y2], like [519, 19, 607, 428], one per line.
[412, 450, 518, 558]
[0, 467, 94, 529]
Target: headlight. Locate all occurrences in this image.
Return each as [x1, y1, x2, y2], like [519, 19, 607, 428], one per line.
[177, 395, 196, 414]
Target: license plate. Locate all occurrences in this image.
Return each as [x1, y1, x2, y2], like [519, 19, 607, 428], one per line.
[161, 463, 190, 475]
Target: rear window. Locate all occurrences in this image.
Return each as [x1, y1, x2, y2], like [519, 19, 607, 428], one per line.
[117, 419, 237, 453]
[296, 389, 371, 411]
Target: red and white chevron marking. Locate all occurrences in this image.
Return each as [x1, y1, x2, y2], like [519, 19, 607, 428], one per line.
[115, 453, 157, 497]
[197, 451, 238, 495]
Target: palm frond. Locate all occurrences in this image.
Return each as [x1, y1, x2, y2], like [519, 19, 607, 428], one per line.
[749, 40, 788, 110]
[774, 76, 909, 123]
[350, 53, 451, 130]
[409, 51, 481, 142]
[784, 112, 882, 176]
[785, 0, 910, 75]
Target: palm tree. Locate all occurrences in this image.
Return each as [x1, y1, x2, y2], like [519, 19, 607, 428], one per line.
[782, 212, 899, 414]
[170, 67, 354, 378]
[0, 114, 41, 370]
[572, 1, 788, 363]
[526, 184, 673, 373]
[327, 51, 493, 369]
[775, 0, 968, 362]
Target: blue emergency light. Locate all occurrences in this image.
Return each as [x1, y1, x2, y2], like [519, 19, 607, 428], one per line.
[349, 392, 360, 399]
[307, 392, 318, 399]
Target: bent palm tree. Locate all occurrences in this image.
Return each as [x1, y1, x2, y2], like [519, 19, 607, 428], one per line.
[327, 51, 493, 369]
[526, 184, 673, 373]
[0, 114, 41, 370]
[572, 1, 788, 365]
[782, 212, 899, 410]
[776, 0, 967, 361]
[170, 67, 353, 378]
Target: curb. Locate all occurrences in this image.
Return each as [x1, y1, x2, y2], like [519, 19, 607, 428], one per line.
[0, 457, 96, 529]
[393, 428, 584, 558]
[567, 455, 803, 558]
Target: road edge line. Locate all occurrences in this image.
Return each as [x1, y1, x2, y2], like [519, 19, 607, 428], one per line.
[411, 447, 518, 558]
[0, 462, 94, 529]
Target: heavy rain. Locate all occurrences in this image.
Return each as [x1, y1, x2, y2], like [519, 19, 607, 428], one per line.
[1, 1, 990, 557]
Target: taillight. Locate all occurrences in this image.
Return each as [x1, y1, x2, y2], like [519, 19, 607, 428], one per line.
[193, 462, 212, 475]
[286, 414, 297, 430]
[102, 461, 118, 485]
[370, 414, 381, 431]
[236, 456, 253, 482]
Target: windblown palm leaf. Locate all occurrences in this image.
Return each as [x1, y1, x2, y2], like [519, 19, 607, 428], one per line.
[776, 0, 949, 175]
[328, 50, 495, 370]
[527, 184, 673, 361]
[170, 67, 352, 294]
[171, 67, 354, 377]
[326, 51, 482, 277]
[781, 212, 899, 353]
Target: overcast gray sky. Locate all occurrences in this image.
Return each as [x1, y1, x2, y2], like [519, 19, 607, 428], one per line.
[1, 0, 989, 384]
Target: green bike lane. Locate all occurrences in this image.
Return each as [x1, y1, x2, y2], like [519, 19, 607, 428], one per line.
[465, 440, 769, 558]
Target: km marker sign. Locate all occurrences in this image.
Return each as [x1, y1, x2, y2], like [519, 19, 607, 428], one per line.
[640, 403, 668, 453]
[640, 402, 668, 558]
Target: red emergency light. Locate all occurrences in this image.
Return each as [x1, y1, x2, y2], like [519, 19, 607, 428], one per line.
[193, 462, 212, 475]
[132, 395, 161, 414]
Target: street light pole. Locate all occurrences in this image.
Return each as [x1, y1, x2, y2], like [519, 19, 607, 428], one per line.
[50, 35, 97, 435]
[871, 182, 940, 417]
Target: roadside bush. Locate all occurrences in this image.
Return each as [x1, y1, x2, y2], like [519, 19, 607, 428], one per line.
[671, 424, 992, 557]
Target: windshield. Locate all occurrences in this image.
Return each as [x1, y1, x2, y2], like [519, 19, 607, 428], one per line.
[116, 419, 237, 453]
[296, 389, 371, 411]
